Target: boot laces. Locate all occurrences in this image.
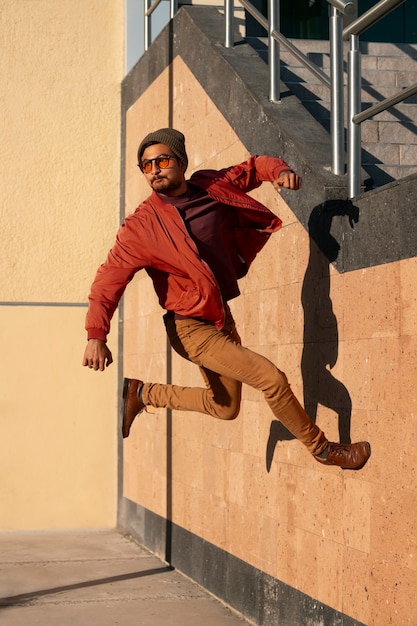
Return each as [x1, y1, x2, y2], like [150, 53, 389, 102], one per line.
[329, 443, 348, 458]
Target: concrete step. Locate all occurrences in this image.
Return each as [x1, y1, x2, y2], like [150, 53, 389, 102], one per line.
[377, 120, 417, 143]
[249, 39, 417, 84]
[363, 55, 417, 71]
[363, 102, 417, 122]
[250, 38, 417, 58]
[303, 100, 417, 123]
[362, 142, 417, 165]
[357, 41, 417, 57]
[247, 37, 417, 187]
[280, 62, 417, 92]
[281, 78, 417, 106]
[362, 69, 417, 88]
[281, 50, 417, 73]
[359, 120, 417, 144]
[301, 111, 417, 148]
[362, 163, 417, 186]
[285, 39, 417, 57]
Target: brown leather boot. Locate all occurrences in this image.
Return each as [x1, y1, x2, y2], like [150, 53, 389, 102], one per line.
[315, 441, 371, 470]
[122, 378, 145, 438]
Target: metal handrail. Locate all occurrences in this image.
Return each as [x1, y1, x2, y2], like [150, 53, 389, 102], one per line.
[144, 0, 177, 50]
[239, 0, 330, 87]
[343, 0, 405, 37]
[224, 0, 415, 198]
[235, 0, 331, 87]
[328, 0, 356, 14]
[143, 0, 415, 198]
[343, 0, 411, 196]
[146, 0, 163, 17]
[225, 0, 351, 175]
[353, 82, 417, 124]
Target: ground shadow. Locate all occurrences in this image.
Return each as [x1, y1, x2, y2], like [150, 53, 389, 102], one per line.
[266, 199, 359, 472]
[0, 565, 173, 609]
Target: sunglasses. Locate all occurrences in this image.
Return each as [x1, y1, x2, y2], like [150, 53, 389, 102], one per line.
[139, 154, 178, 174]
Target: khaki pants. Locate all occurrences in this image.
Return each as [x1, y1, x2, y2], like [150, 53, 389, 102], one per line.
[141, 306, 327, 455]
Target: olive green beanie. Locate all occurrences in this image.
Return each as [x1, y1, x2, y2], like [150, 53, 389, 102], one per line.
[137, 128, 188, 169]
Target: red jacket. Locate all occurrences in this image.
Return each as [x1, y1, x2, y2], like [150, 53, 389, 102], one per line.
[86, 155, 288, 340]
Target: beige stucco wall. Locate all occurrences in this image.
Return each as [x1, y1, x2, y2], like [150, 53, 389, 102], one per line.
[122, 58, 417, 625]
[0, 1, 124, 529]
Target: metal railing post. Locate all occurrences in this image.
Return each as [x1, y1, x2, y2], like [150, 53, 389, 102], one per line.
[170, 0, 177, 19]
[347, 34, 361, 198]
[269, 0, 280, 102]
[225, 0, 234, 48]
[144, 0, 151, 51]
[329, 7, 345, 175]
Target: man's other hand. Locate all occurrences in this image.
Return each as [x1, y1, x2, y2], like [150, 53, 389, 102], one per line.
[273, 170, 302, 192]
[82, 339, 113, 371]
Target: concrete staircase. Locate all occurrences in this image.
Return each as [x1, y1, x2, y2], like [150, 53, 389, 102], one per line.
[248, 38, 417, 188]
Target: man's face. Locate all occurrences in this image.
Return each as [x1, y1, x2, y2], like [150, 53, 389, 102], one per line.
[140, 143, 187, 197]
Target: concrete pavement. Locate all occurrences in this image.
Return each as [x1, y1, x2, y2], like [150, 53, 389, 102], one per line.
[0, 530, 250, 626]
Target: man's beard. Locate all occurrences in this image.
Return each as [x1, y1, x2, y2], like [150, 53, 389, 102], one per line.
[151, 175, 183, 195]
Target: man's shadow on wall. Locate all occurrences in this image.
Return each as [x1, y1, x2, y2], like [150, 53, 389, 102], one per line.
[266, 199, 359, 471]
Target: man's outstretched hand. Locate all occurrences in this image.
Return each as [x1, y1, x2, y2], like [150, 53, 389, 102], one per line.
[273, 169, 302, 192]
[82, 339, 113, 371]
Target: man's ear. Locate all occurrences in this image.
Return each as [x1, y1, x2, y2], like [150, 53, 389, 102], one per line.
[179, 160, 187, 174]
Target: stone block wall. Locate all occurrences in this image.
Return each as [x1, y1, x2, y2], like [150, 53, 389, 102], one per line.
[119, 11, 417, 625]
